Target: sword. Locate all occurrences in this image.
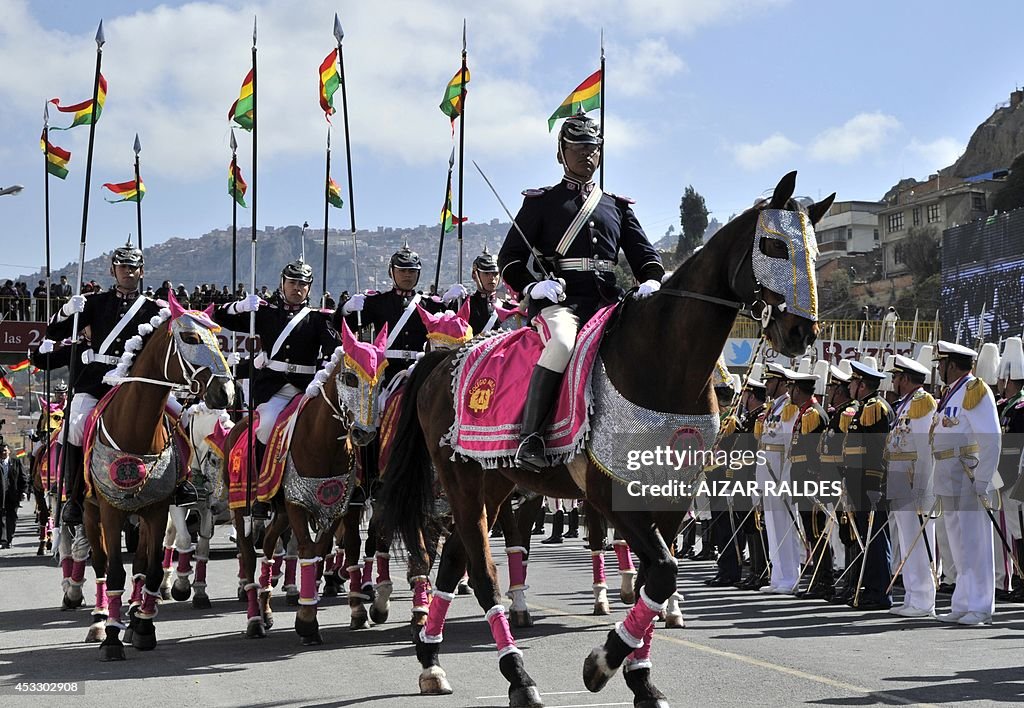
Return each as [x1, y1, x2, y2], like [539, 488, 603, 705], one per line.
[472, 161, 553, 280]
[958, 458, 1024, 577]
[790, 509, 835, 593]
[852, 489, 882, 608]
[884, 498, 940, 595]
[833, 513, 889, 587]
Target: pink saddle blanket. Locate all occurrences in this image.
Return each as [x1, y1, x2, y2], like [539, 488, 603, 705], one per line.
[443, 304, 617, 468]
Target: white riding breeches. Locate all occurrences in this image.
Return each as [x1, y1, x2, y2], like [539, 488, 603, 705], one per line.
[534, 304, 579, 373]
[66, 393, 99, 447]
[255, 384, 301, 445]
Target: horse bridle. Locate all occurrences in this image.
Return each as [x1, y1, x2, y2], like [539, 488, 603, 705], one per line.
[116, 329, 221, 395]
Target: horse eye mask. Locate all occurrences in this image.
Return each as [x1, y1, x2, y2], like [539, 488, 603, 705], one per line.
[751, 209, 819, 321]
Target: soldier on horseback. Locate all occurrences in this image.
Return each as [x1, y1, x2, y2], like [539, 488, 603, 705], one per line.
[466, 248, 516, 335]
[41, 242, 198, 526]
[214, 258, 338, 519]
[497, 111, 665, 472]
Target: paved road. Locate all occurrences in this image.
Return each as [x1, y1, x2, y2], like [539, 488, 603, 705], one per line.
[1, 505, 1023, 707]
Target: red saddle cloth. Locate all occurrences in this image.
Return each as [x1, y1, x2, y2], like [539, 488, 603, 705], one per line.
[442, 304, 617, 468]
[227, 394, 307, 509]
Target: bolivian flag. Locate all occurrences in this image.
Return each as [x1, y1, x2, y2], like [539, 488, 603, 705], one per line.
[548, 69, 601, 131]
[102, 178, 145, 203]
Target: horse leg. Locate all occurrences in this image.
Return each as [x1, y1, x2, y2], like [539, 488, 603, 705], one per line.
[234, 511, 263, 638]
[499, 498, 532, 629]
[83, 502, 108, 642]
[408, 535, 433, 629]
[343, 504, 369, 629]
[413, 529, 467, 696]
[160, 511, 177, 600]
[613, 538, 638, 606]
[286, 505, 324, 645]
[589, 508, 611, 615]
[131, 505, 168, 652]
[370, 523, 394, 625]
[283, 532, 300, 606]
[656, 516, 684, 629]
[170, 505, 195, 602]
[33, 487, 48, 555]
[257, 510, 289, 631]
[97, 503, 127, 661]
[192, 504, 214, 609]
[360, 516, 377, 606]
[62, 525, 89, 610]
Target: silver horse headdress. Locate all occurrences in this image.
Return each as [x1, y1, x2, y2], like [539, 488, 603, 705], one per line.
[751, 209, 819, 322]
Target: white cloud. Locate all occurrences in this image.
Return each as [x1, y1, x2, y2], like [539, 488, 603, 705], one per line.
[905, 136, 963, 171]
[609, 39, 686, 98]
[731, 133, 799, 171]
[809, 112, 901, 163]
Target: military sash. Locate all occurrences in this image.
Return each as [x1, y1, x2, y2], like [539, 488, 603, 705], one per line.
[87, 295, 149, 364]
[555, 185, 603, 256]
[386, 294, 422, 351]
[269, 307, 311, 359]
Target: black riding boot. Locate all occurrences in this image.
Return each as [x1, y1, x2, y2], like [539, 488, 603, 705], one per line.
[532, 503, 547, 535]
[250, 441, 271, 520]
[542, 510, 564, 544]
[60, 444, 85, 526]
[514, 366, 563, 473]
[564, 508, 580, 538]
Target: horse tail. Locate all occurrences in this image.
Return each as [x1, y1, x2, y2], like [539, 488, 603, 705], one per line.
[379, 350, 450, 556]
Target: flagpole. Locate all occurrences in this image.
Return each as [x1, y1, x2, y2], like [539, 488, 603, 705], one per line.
[322, 126, 331, 307]
[335, 14, 359, 294]
[434, 147, 455, 294]
[56, 20, 105, 526]
[133, 133, 143, 290]
[230, 129, 239, 377]
[456, 19, 467, 284]
[245, 16, 258, 519]
[42, 102, 53, 464]
[598, 28, 605, 190]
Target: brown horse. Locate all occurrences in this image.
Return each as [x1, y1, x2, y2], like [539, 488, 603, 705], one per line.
[381, 172, 833, 707]
[82, 297, 234, 661]
[223, 322, 386, 644]
[29, 400, 64, 556]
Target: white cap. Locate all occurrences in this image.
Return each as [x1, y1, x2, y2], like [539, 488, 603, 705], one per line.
[764, 363, 790, 380]
[935, 340, 979, 359]
[812, 360, 831, 396]
[888, 354, 930, 378]
[999, 337, 1024, 381]
[977, 342, 1001, 385]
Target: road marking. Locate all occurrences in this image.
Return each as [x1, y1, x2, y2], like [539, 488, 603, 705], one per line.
[526, 602, 940, 708]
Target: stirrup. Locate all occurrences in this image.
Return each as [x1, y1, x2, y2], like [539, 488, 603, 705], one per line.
[61, 500, 83, 526]
[515, 434, 547, 473]
[174, 482, 200, 508]
[250, 501, 272, 521]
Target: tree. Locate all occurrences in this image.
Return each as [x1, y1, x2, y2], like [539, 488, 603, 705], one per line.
[676, 185, 709, 263]
[992, 152, 1024, 213]
[902, 225, 941, 284]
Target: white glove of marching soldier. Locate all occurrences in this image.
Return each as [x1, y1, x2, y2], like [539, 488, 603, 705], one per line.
[525, 279, 565, 304]
[341, 293, 366, 315]
[441, 283, 469, 304]
[61, 294, 86, 317]
[230, 294, 265, 314]
[38, 339, 55, 355]
[635, 279, 662, 298]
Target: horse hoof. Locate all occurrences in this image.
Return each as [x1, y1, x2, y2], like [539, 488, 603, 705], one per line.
[509, 684, 544, 708]
[62, 594, 84, 611]
[663, 613, 685, 629]
[262, 612, 274, 630]
[419, 666, 453, 695]
[511, 610, 534, 628]
[286, 593, 300, 606]
[456, 582, 472, 596]
[131, 620, 157, 651]
[159, 587, 172, 601]
[36, 543, 45, 556]
[171, 583, 191, 602]
[192, 594, 212, 610]
[369, 604, 390, 625]
[85, 622, 106, 643]
[300, 631, 324, 646]
[350, 613, 369, 630]
[99, 640, 126, 662]
[322, 582, 339, 598]
[635, 699, 670, 708]
[246, 619, 267, 639]
[620, 588, 636, 606]
[237, 588, 247, 603]
[583, 646, 617, 693]
[593, 601, 610, 616]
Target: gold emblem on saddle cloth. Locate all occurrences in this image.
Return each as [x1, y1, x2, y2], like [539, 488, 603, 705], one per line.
[467, 377, 496, 416]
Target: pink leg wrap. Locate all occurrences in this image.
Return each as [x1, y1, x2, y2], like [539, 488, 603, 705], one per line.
[592, 551, 607, 585]
[422, 590, 454, 641]
[284, 557, 297, 587]
[272, 554, 284, 580]
[506, 548, 527, 590]
[412, 576, 431, 611]
[162, 546, 174, 570]
[195, 559, 208, 585]
[106, 591, 124, 627]
[94, 579, 108, 613]
[618, 590, 665, 648]
[614, 542, 636, 572]
[140, 589, 158, 617]
[375, 552, 391, 583]
[176, 550, 194, 575]
[246, 585, 260, 619]
[361, 557, 374, 587]
[348, 565, 364, 598]
[627, 620, 656, 665]
[130, 576, 144, 605]
[486, 605, 521, 659]
[299, 559, 319, 606]
[71, 559, 86, 583]
[61, 557, 73, 579]
[259, 558, 273, 589]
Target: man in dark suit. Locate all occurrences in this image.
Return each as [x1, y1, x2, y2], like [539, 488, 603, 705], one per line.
[0, 443, 28, 548]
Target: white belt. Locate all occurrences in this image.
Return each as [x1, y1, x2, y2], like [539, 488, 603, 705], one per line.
[82, 351, 120, 366]
[556, 258, 616, 273]
[264, 360, 317, 375]
[385, 349, 419, 360]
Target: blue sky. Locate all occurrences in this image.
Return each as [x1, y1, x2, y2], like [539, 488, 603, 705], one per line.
[3, 0, 1023, 282]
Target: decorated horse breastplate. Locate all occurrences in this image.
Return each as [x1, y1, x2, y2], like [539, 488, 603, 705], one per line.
[90, 437, 179, 512]
[282, 456, 356, 532]
[586, 357, 719, 489]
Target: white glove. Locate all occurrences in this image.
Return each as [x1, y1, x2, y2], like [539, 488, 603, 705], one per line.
[38, 339, 55, 355]
[635, 279, 662, 298]
[226, 351, 241, 367]
[442, 283, 469, 304]
[231, 294, 265, 314]
[526, 279, 565, 304]
[974, 477, 990, 498]
[61, 295, 86, 317]
[342, 293, 366, 315]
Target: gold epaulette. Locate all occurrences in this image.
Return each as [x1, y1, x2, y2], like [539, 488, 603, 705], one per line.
[754, 418, 764, 439]
[839, 404, 859, 433]
[964, 378, 989, 411]
[781, 402, 798, 422]
[861, 398, 888, 427]
[909, 390, 937, 420]
[721, 415, 739, 438]
[801, 408, 822, 436]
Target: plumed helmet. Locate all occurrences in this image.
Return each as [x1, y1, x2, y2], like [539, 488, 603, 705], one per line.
[977, 342, 1001, 386]
[111, 238, 144, 268]
[390, 244, 422, 271]
[559, 111, 603, 145]
[54, 380, 68, 393]
[281, 259, 314, 284]
[472, 247, 498, 273]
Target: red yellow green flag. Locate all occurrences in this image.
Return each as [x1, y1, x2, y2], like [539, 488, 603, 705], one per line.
[548, 69, 601, 131]
[228, 69, 254, 130]
[40, 133, 71, 180]
[0, 376, 14, 399]
[439, 66, 470, 123]
[49, 74, 108, 130]
[102, 178, 145, 203]
[440, 172, 465, 234]
[327, 177, 344, 208]
[319, 49, 340, 120]
[229, 162, 247, 207]
[8, 359, 31, 373]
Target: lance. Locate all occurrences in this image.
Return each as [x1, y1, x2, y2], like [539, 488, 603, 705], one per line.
[473, 160, 553, 280]
[245, 16, 258, 520]
[322, 126, 331, 307]
[827, 322, 836, 363]
[42, 102, 53, 442]
[975, 303, 987, 353]
[334, 14, 359, 295]
[598, 28, 606, 190]
[56, 20, 105, 526]
[300, 220, 308, 262]
[909, 308, 919, 346]
[456, 20, 468, 283]
[229, 129, 239, 376]
[856, 321, 865, 360]
[133, 133, 143, 291]
[433, 146, 455, 294]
